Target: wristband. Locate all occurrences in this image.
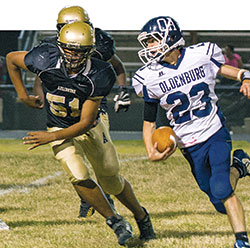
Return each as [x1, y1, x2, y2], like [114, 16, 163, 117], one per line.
[240, 70, 250, 83]
[237, 69, 246, 81]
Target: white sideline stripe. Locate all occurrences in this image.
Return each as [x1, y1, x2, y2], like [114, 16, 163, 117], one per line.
[0, 171, 63, 196]
[0, 157, 147, 197]
[0, 219, 10, 230]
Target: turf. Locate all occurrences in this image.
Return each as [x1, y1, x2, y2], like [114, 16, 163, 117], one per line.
[0, 139, 250, 247]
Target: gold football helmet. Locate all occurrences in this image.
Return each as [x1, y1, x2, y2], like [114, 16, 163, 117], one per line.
[57, 21, 95, 71]
[57, 6, 91, 31]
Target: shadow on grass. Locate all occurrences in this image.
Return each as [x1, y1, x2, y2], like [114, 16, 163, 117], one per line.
[154, 229, 232, 239]
[124, 229, 232, 248]
[7, 219, 98, 228]
[151, 210, 218, 219]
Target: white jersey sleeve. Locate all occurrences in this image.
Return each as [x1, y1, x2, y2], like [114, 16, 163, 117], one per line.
[206, 42, 225, 76]
[132, 66, 148, 97]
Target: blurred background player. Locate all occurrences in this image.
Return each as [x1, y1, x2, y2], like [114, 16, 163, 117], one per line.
[224, 44, 243, 69]
[132, 16, 250, 248]
[33, 5, 131, 218]
[7, 21, 155, 245]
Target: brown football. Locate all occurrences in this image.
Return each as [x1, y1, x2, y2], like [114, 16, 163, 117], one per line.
[152, 126, 177, 152]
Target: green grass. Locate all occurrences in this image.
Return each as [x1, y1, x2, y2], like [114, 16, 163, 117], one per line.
[0, 139, 250, 247]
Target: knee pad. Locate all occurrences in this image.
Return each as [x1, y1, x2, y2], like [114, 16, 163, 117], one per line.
[210, 173, 233, 200]
[209, 142, 233, 200]
[98, 175, 125, 195]
[54, 145, 90, 184]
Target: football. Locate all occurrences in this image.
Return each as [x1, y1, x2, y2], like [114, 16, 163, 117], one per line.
[152, 126, 177, 152]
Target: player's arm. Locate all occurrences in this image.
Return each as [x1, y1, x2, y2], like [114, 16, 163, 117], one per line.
[143, 102, 174, 161]
[110, 54, 131, 113]
[23, 98, 102, 150]
[6, 51, 43, 108]
[218, 64, 250, 99]
[33, 76, 45, 108]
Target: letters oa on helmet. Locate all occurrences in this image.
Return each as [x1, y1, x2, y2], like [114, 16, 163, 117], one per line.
[137, 16, 185, 65]
[57, 21, 95, 71]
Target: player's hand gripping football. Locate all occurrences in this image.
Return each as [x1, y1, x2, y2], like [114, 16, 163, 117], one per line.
[23, 131, 55, 150]
[113, 86, 131, 112]
[240, 79, 250, 99]
[149, 142, 176, 161]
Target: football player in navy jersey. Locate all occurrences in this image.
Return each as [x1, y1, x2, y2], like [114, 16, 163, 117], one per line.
[132, 16, 250, 248]
[6, 21, 155, 245]
[35, 5, 130, 113]
[33, 5, 131, 218]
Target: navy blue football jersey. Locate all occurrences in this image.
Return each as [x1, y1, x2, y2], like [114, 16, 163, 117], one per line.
[40, 28, 115, 110]
[24, 42, 116, 128]
[92, 28, 115, 61]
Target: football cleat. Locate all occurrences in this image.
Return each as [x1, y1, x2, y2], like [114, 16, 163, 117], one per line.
[106, 215, 133, 246]
[234, 240, 250, 248]
[135, 207, 156, 241]
[78, 194, 117, 218]
[78, 199, 95, 218]
[232, 149, 250, 178]
[0, 219, 10, 230]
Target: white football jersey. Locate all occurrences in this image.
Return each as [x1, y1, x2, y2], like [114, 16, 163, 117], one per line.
[132, 42, 226, 148]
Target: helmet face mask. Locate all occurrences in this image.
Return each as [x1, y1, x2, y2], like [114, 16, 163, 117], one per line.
[60, 47, 93, 71]
[138, 16, 185, 65]
[57, 21, 95, 72]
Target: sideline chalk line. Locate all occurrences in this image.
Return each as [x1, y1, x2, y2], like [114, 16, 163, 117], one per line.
[0, 156, 147, 196]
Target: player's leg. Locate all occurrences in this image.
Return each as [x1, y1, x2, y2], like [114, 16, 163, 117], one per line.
[208, 128, 249, 247]
[82, 120, 155, 241]
[78, 192, 116, 218]
[49, 130, 132, 246]
[181, 141, 227, 214]
[50, 138, 114, 218]
[231, 149, 250, 190]
[78, 111, 116, 218]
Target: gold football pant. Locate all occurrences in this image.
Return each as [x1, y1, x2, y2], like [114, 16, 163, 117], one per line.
[48, 113, 125, 195]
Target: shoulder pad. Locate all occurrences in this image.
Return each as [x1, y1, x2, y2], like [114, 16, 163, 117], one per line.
[89, 58, 116, 97]
[92, 28, 115, 61]
[24, 43, 60, 74]
[40, 35, 58, 45]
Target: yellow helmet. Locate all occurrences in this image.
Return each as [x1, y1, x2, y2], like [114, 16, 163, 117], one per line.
[56, 6, 91, 31]
[57, 21, 95, 71]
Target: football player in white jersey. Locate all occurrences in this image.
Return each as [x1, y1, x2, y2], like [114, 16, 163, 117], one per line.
[132, 16, 250, 248]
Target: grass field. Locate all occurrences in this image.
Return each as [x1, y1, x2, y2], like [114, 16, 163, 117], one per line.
[1, 139, 250, 248]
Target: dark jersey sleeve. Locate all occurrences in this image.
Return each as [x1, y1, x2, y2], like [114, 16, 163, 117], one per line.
[24, 43, 60, 74]
[92, 28, 115, 61]
[89, 58, 116, 98]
